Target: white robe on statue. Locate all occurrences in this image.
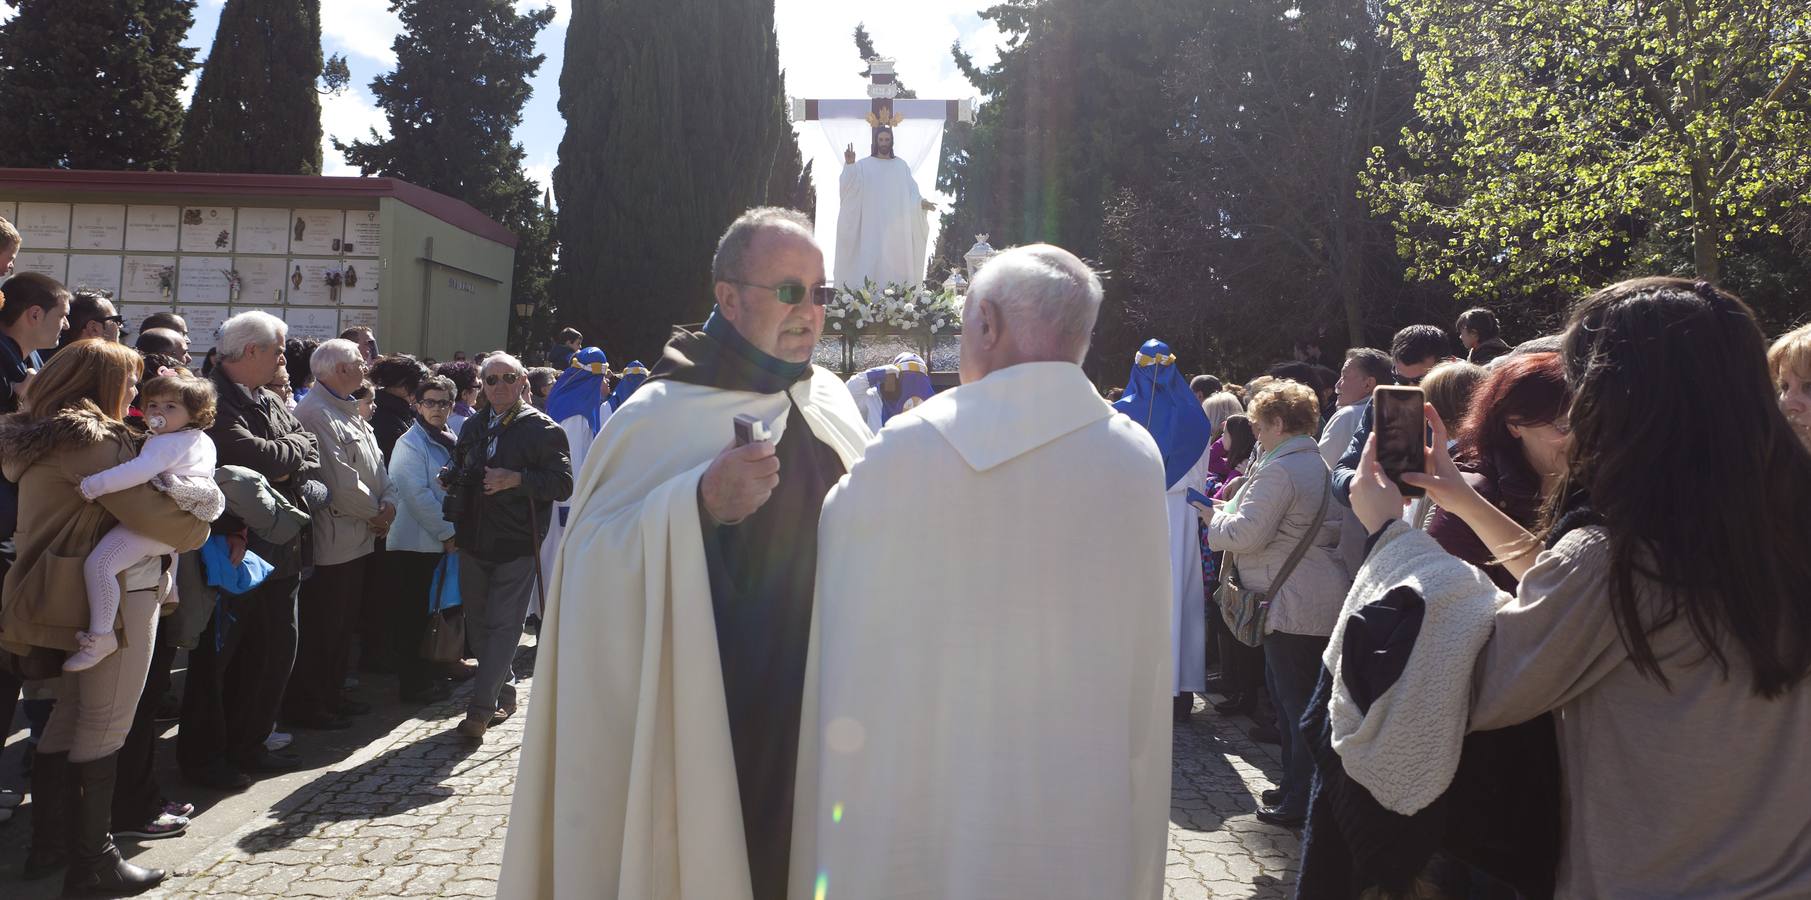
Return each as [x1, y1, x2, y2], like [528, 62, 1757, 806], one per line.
[836, 155, 930, 289]
[1169, 447, 1212, 694]
[797, 362, 1174, 900]
[499, 368, 870, 900]
[533, 400, 614, 620]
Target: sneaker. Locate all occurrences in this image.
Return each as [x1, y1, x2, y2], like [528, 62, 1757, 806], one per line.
[62, 630, 120, 673]
[161, 800, 196, 818]
[264, 730, 293, 752]
[115, 811, 189, 840]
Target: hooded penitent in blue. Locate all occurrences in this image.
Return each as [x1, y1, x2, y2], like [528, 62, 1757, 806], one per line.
[546, 347, 610, 433]
[609, 361, 650, 410]
[860, 352, 935, 424]
[1113, 339, 1213, 489]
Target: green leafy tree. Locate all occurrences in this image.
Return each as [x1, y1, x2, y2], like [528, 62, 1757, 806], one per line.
[179, 0, 326, 173]
[1364, 0, 1811, 299]
[333, 0, 558, 356]
[551, 0, 794, 360]
[0, 0, 197, 169]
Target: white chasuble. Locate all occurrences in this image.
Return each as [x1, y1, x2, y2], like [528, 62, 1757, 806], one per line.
[499, 367, 870, 900]
[835, 156, 930, 289]
[797, 362, 1174, 900]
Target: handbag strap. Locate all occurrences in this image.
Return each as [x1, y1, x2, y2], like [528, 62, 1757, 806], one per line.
[428, 553, 450, 614]
[1235, 468, 1331, 600]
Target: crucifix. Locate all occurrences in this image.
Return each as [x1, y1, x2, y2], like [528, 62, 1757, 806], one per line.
[789, 57, 976, 137]
[791, 58, 975, 289]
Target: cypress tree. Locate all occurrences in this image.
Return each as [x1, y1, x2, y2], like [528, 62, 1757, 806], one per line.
[178, 0, 325, 174]
[553, 0, 793, 361]
[333, 0, 558, 351]
[0, 0, 197, 170]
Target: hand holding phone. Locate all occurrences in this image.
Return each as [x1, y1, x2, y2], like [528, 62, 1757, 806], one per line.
[1187, 486, 1214, 509]
[1371, 385, 1428, 498]
[733, 413, 771, 448]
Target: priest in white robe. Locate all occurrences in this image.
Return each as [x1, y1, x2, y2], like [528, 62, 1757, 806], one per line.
[799, 245, 1174, 900]
[835, 125, 933, 289]
[500, 208, 872, 900]
[1114, 339, 1215, 722]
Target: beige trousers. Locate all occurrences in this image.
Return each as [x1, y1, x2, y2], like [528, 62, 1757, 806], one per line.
[38, 588, 160, 763]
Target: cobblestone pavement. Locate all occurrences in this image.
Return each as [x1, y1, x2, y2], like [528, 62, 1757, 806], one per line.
[148, 653, 1297, 899]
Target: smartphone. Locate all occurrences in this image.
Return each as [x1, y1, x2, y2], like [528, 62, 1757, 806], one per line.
[1371, 385, 1427, 498]
[732, 413, 770, 448]
[1186, 487, 1214, 509]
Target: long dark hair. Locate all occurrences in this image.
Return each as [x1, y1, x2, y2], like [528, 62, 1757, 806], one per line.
[1558, 277, 1811, 697]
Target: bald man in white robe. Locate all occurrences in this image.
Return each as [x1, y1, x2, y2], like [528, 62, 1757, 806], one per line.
[796, 245, 1174, 899]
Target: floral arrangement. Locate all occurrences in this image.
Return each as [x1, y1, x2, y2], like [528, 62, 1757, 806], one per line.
[221, 269, 242, 301]
[325, 269, 344, 301]
[825, 280, 963, 336]
[156, 265, 175, 298]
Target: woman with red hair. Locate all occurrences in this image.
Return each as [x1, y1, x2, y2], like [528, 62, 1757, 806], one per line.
[1425, 352, 1570, 589]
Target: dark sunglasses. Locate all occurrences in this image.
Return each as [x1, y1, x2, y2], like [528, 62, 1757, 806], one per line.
[484, 372, 522, 386]
[103, 314, 127, 324]
[727, 279, 835, 306]
[417, 398, 453, 409]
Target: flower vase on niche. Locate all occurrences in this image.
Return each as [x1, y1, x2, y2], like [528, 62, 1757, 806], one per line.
[325, 269, 344, 303]
[222, 269, 242, 303]
[157, 266, 174, 300]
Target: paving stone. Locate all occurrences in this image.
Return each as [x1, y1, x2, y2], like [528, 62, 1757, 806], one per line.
[151, 640, 1301, 898]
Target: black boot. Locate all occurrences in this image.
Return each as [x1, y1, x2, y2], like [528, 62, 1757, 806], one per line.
[1173, 692, 1195, 723]
[64, 753, 165, 896]
[22, 749, 72, 880]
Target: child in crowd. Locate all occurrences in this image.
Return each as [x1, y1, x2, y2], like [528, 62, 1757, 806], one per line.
[68, 373, 225, 672]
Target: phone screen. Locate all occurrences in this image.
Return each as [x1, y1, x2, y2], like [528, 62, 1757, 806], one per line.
[1372, 386, 1427, 498]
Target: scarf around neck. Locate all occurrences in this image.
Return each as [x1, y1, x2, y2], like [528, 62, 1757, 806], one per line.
[417, 414, 457, 452]
[651, 308, 812, 395]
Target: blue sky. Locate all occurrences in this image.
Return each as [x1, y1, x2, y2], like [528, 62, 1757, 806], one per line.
[184, 0, 1002, 199]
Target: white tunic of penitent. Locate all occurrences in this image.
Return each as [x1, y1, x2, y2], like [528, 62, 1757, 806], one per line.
[1168, 446, 1213, 694]
[534, 399, 613, 619]
[836, 155, 930, 289]
[799, 362, 1175, 900]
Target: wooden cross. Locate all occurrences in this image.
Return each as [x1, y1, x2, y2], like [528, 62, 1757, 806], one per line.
[790, 57, 975, 139]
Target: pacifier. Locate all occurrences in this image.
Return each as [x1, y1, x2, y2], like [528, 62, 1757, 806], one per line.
[147, 414, 166, 433]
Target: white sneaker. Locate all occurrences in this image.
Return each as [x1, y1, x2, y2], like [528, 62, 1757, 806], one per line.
[63, 630, 120, 672]
[264, 730, 293, 752]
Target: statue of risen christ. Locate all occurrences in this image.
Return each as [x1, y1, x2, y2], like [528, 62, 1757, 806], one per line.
[835, 124, 937, 290]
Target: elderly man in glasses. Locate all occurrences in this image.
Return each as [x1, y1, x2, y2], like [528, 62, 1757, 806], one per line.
[441, 351, 572, 741]
[502, 207, 872, 900]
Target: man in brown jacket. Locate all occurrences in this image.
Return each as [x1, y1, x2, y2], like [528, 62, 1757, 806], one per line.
[178, 311, 323, 791]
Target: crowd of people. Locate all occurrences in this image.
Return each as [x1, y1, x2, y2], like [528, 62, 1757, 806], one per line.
[0, 213, 673, 895]
[6, 197, 1811, 899]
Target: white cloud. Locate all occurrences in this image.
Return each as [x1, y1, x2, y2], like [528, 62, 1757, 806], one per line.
[320, 0, 403, 67]
[517, 0, 572, 29]
[320, 84, 391, 177]
[525, 151, 557, 198]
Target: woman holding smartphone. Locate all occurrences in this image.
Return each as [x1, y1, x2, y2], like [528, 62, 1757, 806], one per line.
[1349, 277, 1811, 896]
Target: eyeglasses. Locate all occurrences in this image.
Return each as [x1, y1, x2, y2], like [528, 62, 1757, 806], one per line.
[103, 315, 126, 325]
[726, 279, 835, 306]
[484, 372, 522, 386]
[417, 398, 453, 409]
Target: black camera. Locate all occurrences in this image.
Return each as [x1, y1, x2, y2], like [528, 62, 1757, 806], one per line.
[439, 457, 484, 525]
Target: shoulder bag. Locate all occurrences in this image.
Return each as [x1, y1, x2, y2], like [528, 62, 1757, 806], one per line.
[1217, 469, 1331, 647]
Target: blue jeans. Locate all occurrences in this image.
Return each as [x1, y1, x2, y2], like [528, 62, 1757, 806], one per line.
[1263, 631, 1329, 815]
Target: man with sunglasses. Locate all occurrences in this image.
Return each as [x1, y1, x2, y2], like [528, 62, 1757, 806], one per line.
[442, 352, 572, 743]
[58, 288, 125, 349]
[501, 207, 872, 900]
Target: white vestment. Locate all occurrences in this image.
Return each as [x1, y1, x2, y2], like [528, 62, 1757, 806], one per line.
[798, 362, 1174, 900]
[1168, 447, 1212, 693]
[499, 367, 871, 900]
[533, 400, 613, 620]
[835, 156, 930, 289]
